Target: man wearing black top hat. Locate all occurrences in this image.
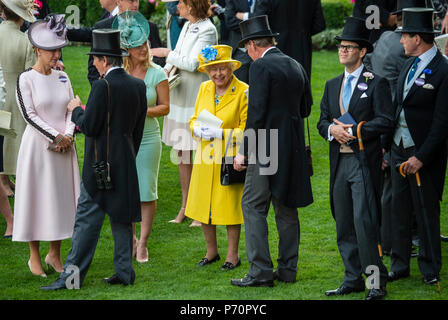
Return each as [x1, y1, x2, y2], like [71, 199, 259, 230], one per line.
[41, 29, 147, 290]
[363, 0, 432, 257]
[317, 16, 394, 300]
[231, 15, 313, 288]
[386, 8, 448, 285]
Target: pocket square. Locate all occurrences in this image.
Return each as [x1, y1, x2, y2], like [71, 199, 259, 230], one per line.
[423, 83, 435, 90]
[361, 93, 368, 98]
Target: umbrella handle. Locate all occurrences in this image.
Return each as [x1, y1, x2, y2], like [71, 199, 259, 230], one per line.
[399, 162, 407, 178]
[357, 121, 367, 151]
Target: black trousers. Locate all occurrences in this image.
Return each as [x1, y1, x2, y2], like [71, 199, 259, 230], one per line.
[390, 143, 442, 277]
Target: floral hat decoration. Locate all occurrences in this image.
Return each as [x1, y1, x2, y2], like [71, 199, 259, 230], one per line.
[0, 0, 36, 22]
[28, 14, 69, 50]
[112, 10, 150, 49]
[197, 45, 242, 73]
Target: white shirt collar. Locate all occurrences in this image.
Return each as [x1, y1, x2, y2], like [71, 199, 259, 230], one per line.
[105, 66, 121, 76]
[344, 63, 364, 81]
[111, 6, 119, 16]
[261, 46, 276, 58]
[417, 45, 438, 65]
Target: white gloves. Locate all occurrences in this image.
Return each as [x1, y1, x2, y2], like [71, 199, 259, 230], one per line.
[193, 125, 223, 141]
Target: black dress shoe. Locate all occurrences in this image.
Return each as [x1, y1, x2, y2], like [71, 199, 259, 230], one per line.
[230, 274, 274, 287]
[387, 270, 410, 282]
[365, 287, 387, 300]
[40, 278, 67, 291]
[197, 254, 220, 267]
[325, 285, 365, 296]
[103, 274, 128, 286]
[273, 270, 296, 283]
[221, 259, 241, 270]
[422, 275, 439, 285]
[441, 235, 448, 242]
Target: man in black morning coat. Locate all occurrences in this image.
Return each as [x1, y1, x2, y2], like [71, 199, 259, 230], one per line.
[386, 8, 448, 286]
[41, 29, 146, 290]
[317, 17, 394, 300]
[231, 15, 313, 288]
[253, 0, 326, 78]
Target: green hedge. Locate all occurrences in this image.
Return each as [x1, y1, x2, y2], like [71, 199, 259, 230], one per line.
[322, 0, 354, 29]
[48, 0, 166, 26]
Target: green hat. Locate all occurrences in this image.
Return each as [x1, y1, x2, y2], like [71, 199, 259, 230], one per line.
[112, 10, 150, 49]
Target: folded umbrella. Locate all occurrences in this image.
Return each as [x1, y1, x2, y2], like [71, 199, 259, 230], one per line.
[356, 121, 383, 257]
[398, 162, 441, 293]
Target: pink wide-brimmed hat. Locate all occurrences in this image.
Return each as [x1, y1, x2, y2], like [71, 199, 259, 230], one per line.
[28, 14, 69, 50]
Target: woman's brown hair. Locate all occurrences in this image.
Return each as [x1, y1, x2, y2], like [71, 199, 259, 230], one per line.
[0, 3, 21, 22]
[182, 0, 210, 20]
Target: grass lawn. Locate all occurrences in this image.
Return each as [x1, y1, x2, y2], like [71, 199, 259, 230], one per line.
[0, 46, 447, 300]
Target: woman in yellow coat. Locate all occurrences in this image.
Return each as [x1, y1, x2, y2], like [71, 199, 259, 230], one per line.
[185, 45, 248, 270]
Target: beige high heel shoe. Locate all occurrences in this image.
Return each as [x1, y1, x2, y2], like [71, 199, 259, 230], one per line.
[136, 242, 148, 264]
[28, 260, 47, 278]
[44, 255, 63, 273]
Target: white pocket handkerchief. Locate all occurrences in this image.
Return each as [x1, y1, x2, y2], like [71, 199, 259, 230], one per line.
[361, 93, 368, 98]
[423, 83, 435, 90]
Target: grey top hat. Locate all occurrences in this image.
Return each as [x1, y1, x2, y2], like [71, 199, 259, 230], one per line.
[87, 29, 129, 57]
[392, 0, 435, 14]
[395, 8, 439, 34]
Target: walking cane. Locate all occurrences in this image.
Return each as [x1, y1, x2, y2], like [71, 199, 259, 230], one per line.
[357, 121, 383, 258]
[399, 162, 442, 293]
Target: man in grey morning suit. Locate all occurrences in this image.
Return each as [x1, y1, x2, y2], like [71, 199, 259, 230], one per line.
[317, 17, 395, 300]
[231, 16, 313, 287]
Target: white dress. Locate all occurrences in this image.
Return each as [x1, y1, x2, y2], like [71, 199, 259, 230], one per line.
[162, 18, 218, 151]
[12, 69, 80, 242]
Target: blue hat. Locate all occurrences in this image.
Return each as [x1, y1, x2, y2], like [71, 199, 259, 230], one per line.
[112, 10, 150, 49]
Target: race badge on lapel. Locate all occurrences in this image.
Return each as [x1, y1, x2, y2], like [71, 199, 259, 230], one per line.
[59, 75, 68, 83]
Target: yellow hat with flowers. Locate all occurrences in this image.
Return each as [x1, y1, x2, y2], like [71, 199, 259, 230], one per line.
[197, 45, 242, 73]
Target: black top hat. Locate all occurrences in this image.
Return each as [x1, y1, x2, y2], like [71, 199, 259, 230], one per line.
[87, 29, 129, 57]
[238, 15, 279, 48]
[335, 17, 373, 53]
[396, 8, 439, 34]
[392, 0, 433, 15]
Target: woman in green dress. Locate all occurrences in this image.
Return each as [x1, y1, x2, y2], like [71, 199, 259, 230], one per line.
[114, 11, 170, 263]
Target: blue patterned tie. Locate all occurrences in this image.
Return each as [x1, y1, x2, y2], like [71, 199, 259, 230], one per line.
[342, 75, 354, 112]
[248, 0, 253, 8]
[407, 57, 420, 84]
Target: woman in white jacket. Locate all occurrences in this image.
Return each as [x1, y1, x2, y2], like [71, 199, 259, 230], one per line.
[152, 0, 217, 225]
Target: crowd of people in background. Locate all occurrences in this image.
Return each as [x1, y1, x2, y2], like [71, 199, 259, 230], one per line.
[0, 0, 448, 300]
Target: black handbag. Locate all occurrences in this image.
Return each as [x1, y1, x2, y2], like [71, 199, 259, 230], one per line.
[220, 129, 246, 185]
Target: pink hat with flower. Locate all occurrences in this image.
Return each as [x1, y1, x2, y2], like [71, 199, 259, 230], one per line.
[28, 14, 69, 50]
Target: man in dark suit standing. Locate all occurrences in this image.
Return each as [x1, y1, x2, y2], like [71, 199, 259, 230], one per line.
[41, 29, 147, 290]
[386, 8, 448, 286]
[317, 17, 394, 300]
[231, 15, 313, 288]
[253, 0, 326, 78]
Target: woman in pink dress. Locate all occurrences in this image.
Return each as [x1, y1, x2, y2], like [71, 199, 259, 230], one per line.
[12, 15, 80, 278]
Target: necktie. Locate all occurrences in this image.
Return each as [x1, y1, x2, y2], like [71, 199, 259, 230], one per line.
[342, 75, 354, 112]
[248, 0, 253, 8]
[407, 57, 420, 84]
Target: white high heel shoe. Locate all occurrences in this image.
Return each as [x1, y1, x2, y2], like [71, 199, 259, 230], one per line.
[28, 260, 47, 278]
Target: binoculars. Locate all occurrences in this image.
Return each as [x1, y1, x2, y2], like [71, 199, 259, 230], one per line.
[92, 161, 113, 191]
